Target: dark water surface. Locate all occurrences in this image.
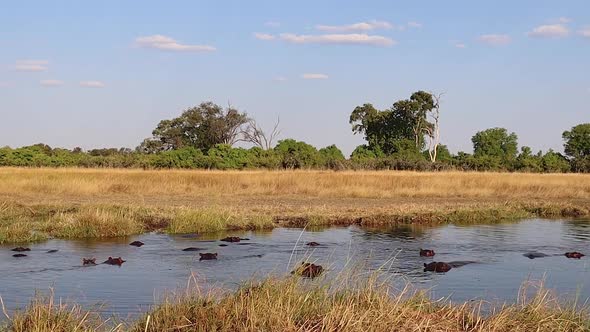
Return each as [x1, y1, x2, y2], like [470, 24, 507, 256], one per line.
[1, 218, 589, 319]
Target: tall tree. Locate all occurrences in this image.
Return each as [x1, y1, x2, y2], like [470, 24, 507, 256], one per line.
[139, 102, 248, 153]
[349, 91, 436, 155]
[563, 123, 590, 159]
[471, 127, 518, 161]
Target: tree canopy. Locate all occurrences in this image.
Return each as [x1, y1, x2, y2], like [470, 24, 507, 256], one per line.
[139, 102, 248, 153]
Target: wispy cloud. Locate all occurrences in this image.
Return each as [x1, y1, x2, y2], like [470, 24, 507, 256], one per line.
[316, 20, 392, 32]
[528, 24, 569, 38]
[279, 33, 395, 46]
[79, 81, 105, 88]
[254, 33, 276, 41]
[274, 76, 287, 82]
[556, 17, 572, 24]
[301, 73, 328, 80]
[478, 34, 511, 46]
[455, 43, 467, 48]
[407, 21, 422, 28]
[135, 35, 216, 52]
[579, 27, 590, 38]
[265, 21, 280, 28]
[40, 79, 64, 87]
[15, 60, 49, 72]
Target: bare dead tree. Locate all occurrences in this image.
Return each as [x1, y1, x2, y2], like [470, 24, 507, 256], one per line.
[424, 92, 443, 162]
[243, 117, 281, 150]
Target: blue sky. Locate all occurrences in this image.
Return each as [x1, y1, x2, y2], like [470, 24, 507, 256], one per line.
[1, 0, 589, 155]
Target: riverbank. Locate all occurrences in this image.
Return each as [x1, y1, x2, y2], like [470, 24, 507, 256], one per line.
[5, 275, 589, 331]
[0, 168, 589, 243]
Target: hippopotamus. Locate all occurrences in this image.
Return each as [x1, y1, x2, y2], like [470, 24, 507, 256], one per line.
[420, 249, 435, 257]
[565, 252, 585, 259]
[199, 253, 218, 260]
[129, 241, 144, 247]
[306, 242, 321, 247]
[11, 247, 30, 252]
[523, 252, 549, 259]
[46, 249, 58, 253]
[103, 257, 125, 266]
[182, 247, 204, 252]
[423, 262, 452, 272]
[12, 253, 27, 258]
[292, 262, 324, 278]
[220, 236, 248, 243]
[219, 244, 228, 247]
[82, 258, 97, 265]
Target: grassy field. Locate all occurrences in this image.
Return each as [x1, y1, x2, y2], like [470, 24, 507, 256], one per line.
[0, 168, 589, 242]
[4, 275, 589, 331]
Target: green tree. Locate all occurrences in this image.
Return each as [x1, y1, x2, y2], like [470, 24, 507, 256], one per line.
[319, 144, 345, 169]
[541, 150, 570, 173]
[515, 146, 542, 172]
[562, 123, 590, 173]
[139, 102, 248, 153]
[274, 139, 320, 169]
[349, 91, 436, 155]
[472, 127, 518, 169]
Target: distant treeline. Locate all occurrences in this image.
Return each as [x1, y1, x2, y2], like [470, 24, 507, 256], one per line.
[2, 93, 589, 172]
[0, 138, 587, 172]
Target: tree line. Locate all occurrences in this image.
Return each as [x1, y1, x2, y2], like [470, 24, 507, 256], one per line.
[1, 93, 589, 172]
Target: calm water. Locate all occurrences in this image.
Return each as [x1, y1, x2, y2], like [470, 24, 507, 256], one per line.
[1, 218, 589, 319]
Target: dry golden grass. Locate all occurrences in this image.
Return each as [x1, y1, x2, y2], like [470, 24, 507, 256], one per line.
[0, 168, 588, 242]
[4, 275, 588, 332]
[1, 167, 589, 200]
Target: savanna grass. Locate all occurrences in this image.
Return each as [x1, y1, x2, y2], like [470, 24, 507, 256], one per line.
[0, 168, 589, 243]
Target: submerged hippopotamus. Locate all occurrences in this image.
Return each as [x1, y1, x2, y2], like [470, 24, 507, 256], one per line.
[103, 257, 126, 266]
[82, 258, 97, 265]
[129, 241, 144, 247]
[423, 262, 452, 272]
[12, 253, 27, 258]
[11, 247, 30, 252]
[182, 247, 204, 252]
[220, 236, 248, 243]
[420, 249, 435, 257]
[292, 262, 324, 278]
[46, 249, 58, 253]
[199, 253, 218, 260]
[306, 242, 321, 247]
[565, 252, 585, 259]
[523, 252, 550, 259]
[423, 261, 475, 273]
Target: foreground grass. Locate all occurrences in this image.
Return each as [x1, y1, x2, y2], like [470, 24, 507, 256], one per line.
[4, 276, 589, 331]
[0, 168, 589, 243]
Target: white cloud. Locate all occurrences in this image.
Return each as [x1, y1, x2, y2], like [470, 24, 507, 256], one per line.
[455, 43, 467, 48]
[40, 79, 64, 87]
[254, 33, 276, 40]
[301, 73, 328, 80]
[279, 33, 395, 46]
[316, 20, 392, 32]
[528, 24, 569, 38]
[265, 21, 280, 28]
[407, 21, 422, 28]
[135, 35, 216, 52]
[579, 27, 590, 38]
[556, 17, 572, 24]
[79, 81, 105, 88]
[478, 34, 511, 46]
[274, 76, 287, 82]
[15, 60, 49, 72]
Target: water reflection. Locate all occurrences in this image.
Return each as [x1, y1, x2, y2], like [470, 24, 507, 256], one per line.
[0, 218, 588, 317]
